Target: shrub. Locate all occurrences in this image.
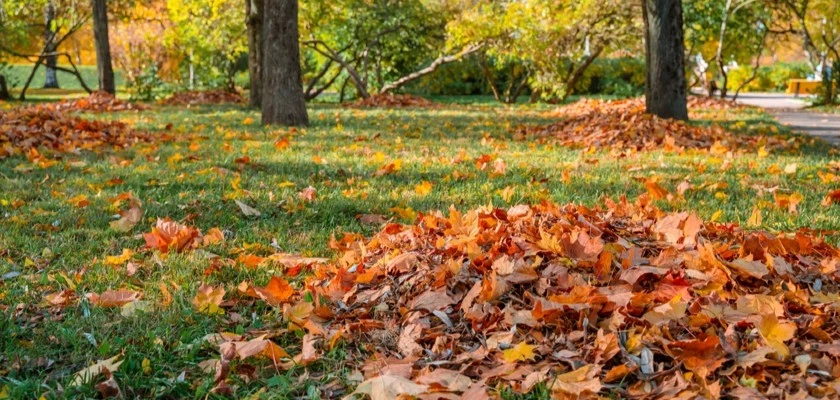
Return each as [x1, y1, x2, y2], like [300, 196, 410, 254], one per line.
[727, 62, 812, 92]
[573, 57, 645, 97]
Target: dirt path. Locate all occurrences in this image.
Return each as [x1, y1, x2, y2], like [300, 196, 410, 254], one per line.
[730, 92, 840, 145]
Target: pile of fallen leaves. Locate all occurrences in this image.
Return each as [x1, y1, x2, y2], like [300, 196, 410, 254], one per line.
[518, 98, 789, 152]
[48, 91, 149, 113]
[0, 106, 152, 157]
[687, 95, 746, 110]
[347, 93, 440, 108]
[275, 195, 840, 398]
[161, 90, 244, 106]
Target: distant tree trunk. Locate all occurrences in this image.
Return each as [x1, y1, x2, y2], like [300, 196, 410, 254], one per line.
[246, 0, 264, 108]
[642, 0, 688, 120]
[92, 0, 115, 94]
[0, 75, 9, 100]
[43, 1, 60, 89]
[261, 0, 308, 126]
[714, 0, 733, 99]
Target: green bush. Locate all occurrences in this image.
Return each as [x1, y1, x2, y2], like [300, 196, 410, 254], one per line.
[726, 62, 812, 92]
[573, 57, 645, 97]
[407, 56, 645, 98]
[406, 56, 493, 96]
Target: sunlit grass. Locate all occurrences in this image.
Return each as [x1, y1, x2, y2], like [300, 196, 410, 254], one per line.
[0, 98, 838, 398]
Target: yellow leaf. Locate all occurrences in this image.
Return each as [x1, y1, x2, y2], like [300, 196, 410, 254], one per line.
[710, 210, 723, 222]
[414, 181, 433, 196]
[390, 206, 417, 221]
[643, 295, 687, 325]
[757, 314, 796, 358]
[243, 117, 254, 125]
[193, 284, 225, 315]
[70, 355, 123, 386]
[105, 248, 134, 266]
[746, 207, 762, 228]
[67, 194, 90, 208]
[141, 358, 152, 375]
[503, 341, 536, 363]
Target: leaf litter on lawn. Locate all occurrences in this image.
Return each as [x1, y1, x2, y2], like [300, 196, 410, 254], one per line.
[262, 194, 840, 399]
[516, 98, 801, 154]
[0, 106, 153, 158]
[346, 93, 441, 109]
[160, 89, 245, 106]
[47, 91, 149, 113]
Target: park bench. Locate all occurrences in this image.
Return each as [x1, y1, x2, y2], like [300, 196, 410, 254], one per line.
[786, 79, 822, 97]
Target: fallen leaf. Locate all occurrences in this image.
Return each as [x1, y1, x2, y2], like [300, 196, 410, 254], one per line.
[502, 341, 536, 363]
[193, 284, 225, 315]
[71, 355, 123, 386]
[234, 200, 262, 217]
[350, 375, 428, 400]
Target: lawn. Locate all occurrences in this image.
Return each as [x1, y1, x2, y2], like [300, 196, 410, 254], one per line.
[2, 63, 126, 95]
[1, 97, 839, 398]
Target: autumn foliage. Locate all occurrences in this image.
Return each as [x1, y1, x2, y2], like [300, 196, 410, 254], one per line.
[278, 195, 840, 398]
[518, 98, 791, 152]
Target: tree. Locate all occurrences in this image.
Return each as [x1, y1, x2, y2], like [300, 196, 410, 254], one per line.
[300, 0, 474, 100]
[262, 0, 308, 126]
[774, 0, 840, 104]
[43, 1, 60, 88]
[683, 0, 771, 99]
[641, 0, 688, 120]
[92, 0, 115, 94]
[246, 0, 264, 107]
[447, 0, 640, 103]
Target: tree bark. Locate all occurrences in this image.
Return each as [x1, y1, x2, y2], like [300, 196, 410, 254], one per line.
[43, 1, 60, 89]
[261, 0, 308, 126]
[642, 0, 688, 120]
[92, 0, 115, 94]
[0, 75, 9, 100]
[246, 0, 264, 108]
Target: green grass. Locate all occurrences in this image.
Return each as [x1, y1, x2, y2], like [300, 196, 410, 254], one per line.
[2, 63, 126, 93]
[0, 98, 839, 398]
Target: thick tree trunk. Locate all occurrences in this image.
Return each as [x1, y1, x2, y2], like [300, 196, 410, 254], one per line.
[246, 0, 264, 108]
[642, 0, 688, 120]
[43, 1, 60, 89]
[92, 0, 115, 94]
[261, 0, 308, 126]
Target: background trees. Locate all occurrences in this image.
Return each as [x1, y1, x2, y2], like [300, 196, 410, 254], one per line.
[447, 0, 640, 103]
[0, 0, 836, 113]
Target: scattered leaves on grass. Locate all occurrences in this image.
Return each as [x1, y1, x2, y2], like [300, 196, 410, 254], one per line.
[347, 93, 440, 108]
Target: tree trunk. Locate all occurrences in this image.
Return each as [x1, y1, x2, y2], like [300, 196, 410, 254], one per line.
[642, 0, 688, 120]
[92, 0, 115, 94]
[246, 0, 264, 108]
[0, 75, 9, 100]
[261, 0, 308, 126]
[43, 1, 60, 89]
